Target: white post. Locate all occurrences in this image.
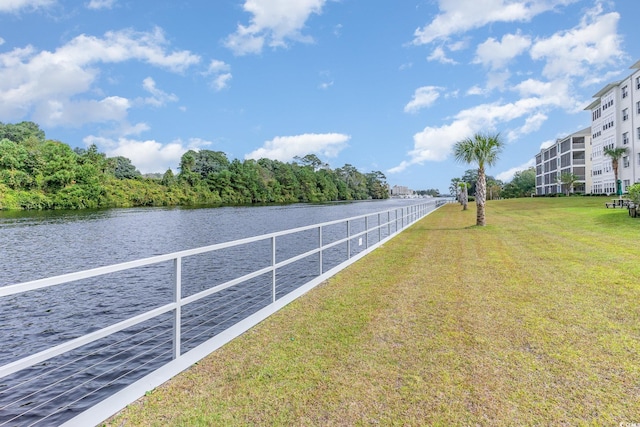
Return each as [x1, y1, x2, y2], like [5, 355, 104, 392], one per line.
[272, 236, 276, 303]
[319, 226, 323, 275]
[172, 257, 181, 360]
[347, 220, 351, 259]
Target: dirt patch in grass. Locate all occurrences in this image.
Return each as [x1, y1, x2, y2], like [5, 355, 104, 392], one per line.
[106, 197, 640, 426]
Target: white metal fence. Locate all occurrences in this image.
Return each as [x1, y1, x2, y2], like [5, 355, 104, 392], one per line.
[0, 200, 446, 426]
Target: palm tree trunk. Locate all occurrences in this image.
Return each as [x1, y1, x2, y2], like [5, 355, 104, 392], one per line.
[476, 168, 486, 226]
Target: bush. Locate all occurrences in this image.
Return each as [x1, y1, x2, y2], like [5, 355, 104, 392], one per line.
[628, 183, 640, 205]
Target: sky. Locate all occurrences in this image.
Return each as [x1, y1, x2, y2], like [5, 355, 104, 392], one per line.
[1, 0, 639, 194]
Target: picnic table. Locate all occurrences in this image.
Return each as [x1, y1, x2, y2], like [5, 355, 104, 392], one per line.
[605, 198, 631, 208]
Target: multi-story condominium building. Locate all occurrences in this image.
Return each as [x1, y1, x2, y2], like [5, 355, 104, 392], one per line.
[584, 59, 640, 194]
[390, 185, 412, 197]
[535, 128, 591, 195]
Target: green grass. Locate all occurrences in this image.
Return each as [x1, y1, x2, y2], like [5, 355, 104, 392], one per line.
[106, 197, 640, 426]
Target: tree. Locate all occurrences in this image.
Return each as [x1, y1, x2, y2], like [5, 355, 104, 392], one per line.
[192, 150, 230, 178]
[453, 133, 504, 226]
[295, 154, 328, 171]
[458, 182, 469, 211]
[112, 156, 142, 179]
[501, 168, 535, 198]
[603, 146, 628, 196]
[365, 171, 389, 199]
[161, 169, 176, 186]
[449, 177, 462, 197]
[487, 179, 503, 201]
[0, 121, 45, 143]
[461, 169, 479, 196]
[557, 172, 579, 196]
[628, 183, 640, 206]
[415, 188, 441, 197]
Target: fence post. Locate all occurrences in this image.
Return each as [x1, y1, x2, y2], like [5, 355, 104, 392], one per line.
[319, 225, 323, 275]
[365, 216, 369, 249]
[172, 257, 182, 360]
[347, 220, 351, 259]
[272, 236, 276, 303]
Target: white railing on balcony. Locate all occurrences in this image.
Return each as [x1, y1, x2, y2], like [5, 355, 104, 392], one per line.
[0, 199, 449, 427]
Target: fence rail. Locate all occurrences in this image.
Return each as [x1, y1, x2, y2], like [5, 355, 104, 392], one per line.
[0, 199, 447, 426]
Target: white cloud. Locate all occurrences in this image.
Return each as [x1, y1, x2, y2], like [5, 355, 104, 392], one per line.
[207, 59, 230, 74]
[394, 3, 620, 175]
[496, 158, 535, 182]
[0, 27, 199, 125]
[0, 38, 5, 46]
[34, 96, 130, 126]
[84, 135, 212, 173]
[205, 59, 232, 91]
[404, 86, 442, 113]
[224, 0, 327, 55]
[140, 77, 178, 107]
[507, 112, 547, 141]
[467, 85, 484, 96]
[120, 122, 150, 136]
[245, 133, 350, 162]
[212, 73, 232, 91]
[530, 5, 623, 80]
[539, 139, 555, 149]
[390, 94, 561, 173]
[413, 0, 577, 45]
[86, 0, 116, 10]
[0, 0, 54, 13]
[388, 120, 473, 174]
[474, 32, 531, 69]
[513, 78, 585, 113]
[427, 46, 456, 64]
[319, 80, 333, 90]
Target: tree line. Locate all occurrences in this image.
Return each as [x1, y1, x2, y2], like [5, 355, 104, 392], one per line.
[0, 121, 390, 210]
[449, 167, 536, 201]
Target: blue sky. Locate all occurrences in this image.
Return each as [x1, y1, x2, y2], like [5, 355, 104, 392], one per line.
[1, 0, 638, 193]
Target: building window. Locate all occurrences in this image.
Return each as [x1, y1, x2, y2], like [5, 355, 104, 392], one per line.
[623, 108, 629, 121]
[637, 76, 640, 90]
[637, 127, 640, 139]
[622, 85, 629, 98]
[638, 153, 640, 166]
[623, 132, 629, 145]
[637, 101, 640, 114]
[624, 180, 631, 191]
[623, 156, 629, 168]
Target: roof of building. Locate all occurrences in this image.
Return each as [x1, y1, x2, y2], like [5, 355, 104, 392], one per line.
[583, 98, 601, 111]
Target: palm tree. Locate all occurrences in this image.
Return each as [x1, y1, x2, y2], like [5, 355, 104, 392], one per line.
[453, 133, 504, 226]
[458, 181, 469, 210]
[603, 146, 628, 196]
[557, 172, 579, 196]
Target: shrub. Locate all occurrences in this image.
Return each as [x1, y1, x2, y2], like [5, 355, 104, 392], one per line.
[628, 183, 640, 205]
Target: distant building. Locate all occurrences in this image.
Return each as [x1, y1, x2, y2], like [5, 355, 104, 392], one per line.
[584, 59, 640, 193]
[390, 185, 412, 196]
[535, 128, 591, 195]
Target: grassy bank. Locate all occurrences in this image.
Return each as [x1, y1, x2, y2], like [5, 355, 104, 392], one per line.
[106, 197, 640, 426]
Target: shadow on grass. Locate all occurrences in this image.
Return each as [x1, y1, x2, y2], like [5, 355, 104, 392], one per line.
[415, 225, 479, 232]
[593, 210, 639, 229]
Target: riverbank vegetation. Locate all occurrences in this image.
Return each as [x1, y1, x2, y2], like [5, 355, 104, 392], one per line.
[450, 167, 536, 200]
[0, 121, 389, 210]
[106, 197, 640, 426]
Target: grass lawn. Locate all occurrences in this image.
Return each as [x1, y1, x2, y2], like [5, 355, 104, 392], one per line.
[105, 197, 640, 426]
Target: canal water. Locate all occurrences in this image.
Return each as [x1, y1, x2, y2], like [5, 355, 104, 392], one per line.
[1, 199, 431, 286]
[0, 198, 438, 426]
